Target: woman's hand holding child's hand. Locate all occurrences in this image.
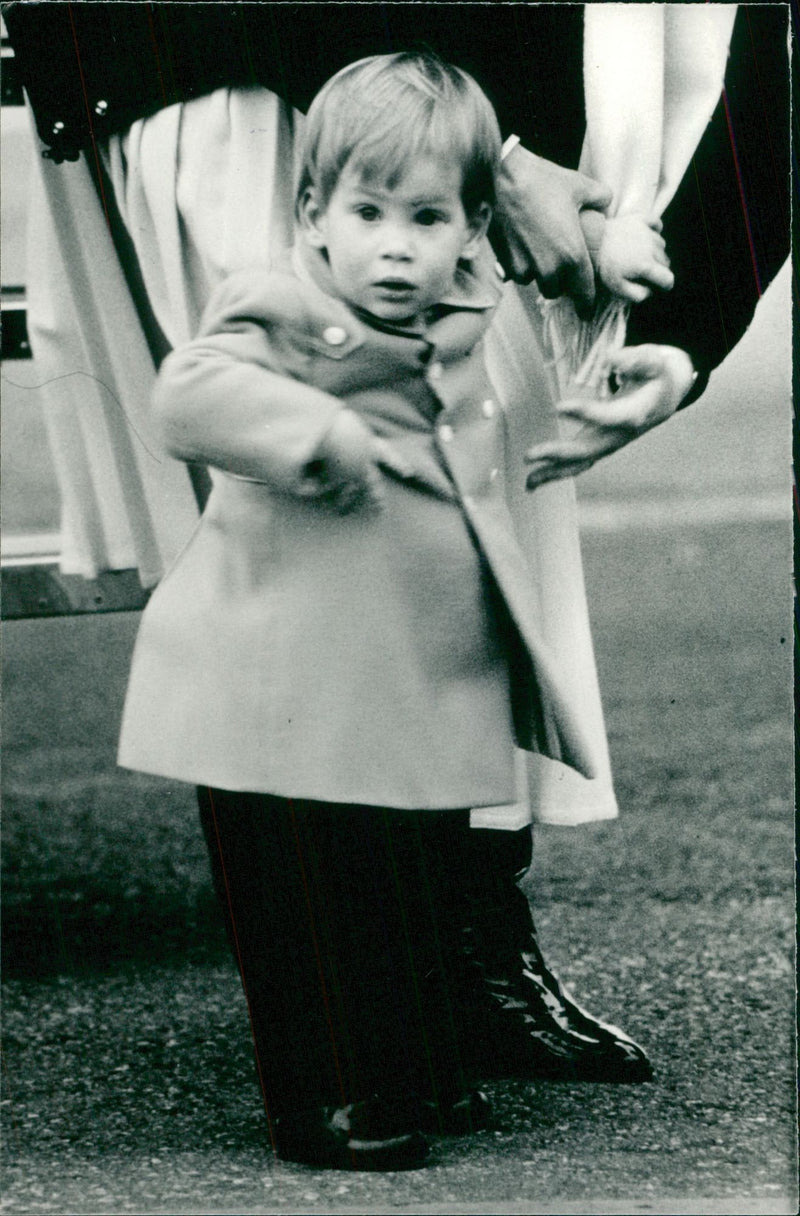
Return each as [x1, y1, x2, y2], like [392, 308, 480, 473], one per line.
[524, 344, 696, 487]
[298, 409, 410, 513]
[581, 211, 674, 302]
[492, 143, 613, 312]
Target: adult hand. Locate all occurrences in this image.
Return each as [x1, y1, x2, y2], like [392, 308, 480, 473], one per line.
[525, 345, 697, 488]
[491, 142, 612, 313]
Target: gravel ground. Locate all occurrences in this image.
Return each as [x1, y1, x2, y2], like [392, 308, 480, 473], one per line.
[2, 520, 796, 1214]
[2, 898, 795, 1214]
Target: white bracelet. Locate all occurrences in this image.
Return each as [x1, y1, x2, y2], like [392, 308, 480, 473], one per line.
[501, 133, 521, 161]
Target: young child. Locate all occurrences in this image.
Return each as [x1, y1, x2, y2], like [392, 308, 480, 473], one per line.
[117, 51, 653, 1170]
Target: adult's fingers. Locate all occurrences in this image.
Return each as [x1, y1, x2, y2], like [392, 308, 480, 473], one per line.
[556, 386, 659, 426]
[560, 252, 599, 316]
[607, 345, 658, 370]
[490, 232, 538, 287]
[534, 239, 598, 312]
[573, 174, 613, 213]
[525, 451, 598, 488]
[524, 411, 640, 485]
[525, 430, 610, 467]
[556, 397, 623, 426]
[606, 344, 669, 380]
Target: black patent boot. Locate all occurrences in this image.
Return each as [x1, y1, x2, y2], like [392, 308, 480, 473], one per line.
[462, 828, 654, 1084]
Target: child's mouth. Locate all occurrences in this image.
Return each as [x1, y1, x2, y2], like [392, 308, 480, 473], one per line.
[374, 279, 416, 295]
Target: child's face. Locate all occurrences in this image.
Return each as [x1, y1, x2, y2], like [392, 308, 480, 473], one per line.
[302, 157, 489, 326]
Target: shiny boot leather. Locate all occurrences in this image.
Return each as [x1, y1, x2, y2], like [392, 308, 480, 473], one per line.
[463, 917, 654, 1082]
[462, 828, 653, 1084]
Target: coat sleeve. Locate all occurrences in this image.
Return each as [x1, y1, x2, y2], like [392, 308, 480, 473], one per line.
[153, 271, 345, 491]
[625, 5, 790, 405]
[4, 2, 402, 162]
[4, 3, 582, 163]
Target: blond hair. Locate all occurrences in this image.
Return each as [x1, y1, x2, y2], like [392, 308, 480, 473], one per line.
[297, 52, 501, 219]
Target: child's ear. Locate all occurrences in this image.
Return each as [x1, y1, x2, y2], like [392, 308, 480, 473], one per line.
[462, 202, 492, 259]
[298, 187, 328, 249]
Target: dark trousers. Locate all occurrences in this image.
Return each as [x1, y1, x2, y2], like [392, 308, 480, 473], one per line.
[198, 788, 484, 1121]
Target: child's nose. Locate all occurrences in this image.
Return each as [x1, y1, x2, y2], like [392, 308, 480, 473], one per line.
[379, 223, 414, 260]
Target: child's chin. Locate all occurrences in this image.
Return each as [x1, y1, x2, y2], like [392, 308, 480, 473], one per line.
[370, 304, 419, 327]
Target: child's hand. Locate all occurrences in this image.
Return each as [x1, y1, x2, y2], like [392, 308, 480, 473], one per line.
[297, 410, 411, 513]
[592, 213, 675, 303]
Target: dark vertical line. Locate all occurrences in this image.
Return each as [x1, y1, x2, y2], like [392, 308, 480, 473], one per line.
[65, 2, 111, 232]
[720, 86, 763, 298]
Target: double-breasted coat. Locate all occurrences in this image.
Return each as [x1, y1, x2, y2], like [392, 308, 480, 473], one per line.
[118, 241, 596, 808]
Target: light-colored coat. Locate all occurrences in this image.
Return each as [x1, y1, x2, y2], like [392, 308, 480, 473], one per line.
[118, 242, 596, 808]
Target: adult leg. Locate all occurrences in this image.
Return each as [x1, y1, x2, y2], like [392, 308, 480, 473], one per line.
[460, 826, 653, 1083]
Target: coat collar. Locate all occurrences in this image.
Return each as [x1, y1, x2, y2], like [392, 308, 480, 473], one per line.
[291, 235, 502, 337]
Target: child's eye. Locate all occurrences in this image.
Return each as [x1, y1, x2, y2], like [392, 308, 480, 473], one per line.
[355, 205, 380, 221]
[415, 209, 447, 227]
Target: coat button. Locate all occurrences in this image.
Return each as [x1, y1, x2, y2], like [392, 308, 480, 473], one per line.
[429, 361, 444, 381]
[482, 398, 495, 418]
[439, 424, 454, 443]
[323, 326, 348, 346]
[490, 467, 499, 481]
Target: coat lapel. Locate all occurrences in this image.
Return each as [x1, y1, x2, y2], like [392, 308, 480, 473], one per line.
[292, 237, 502, 364]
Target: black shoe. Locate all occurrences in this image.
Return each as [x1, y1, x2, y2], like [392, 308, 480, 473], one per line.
[463, 901, 654, 1084]
[274, 1098, 429, 1170]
